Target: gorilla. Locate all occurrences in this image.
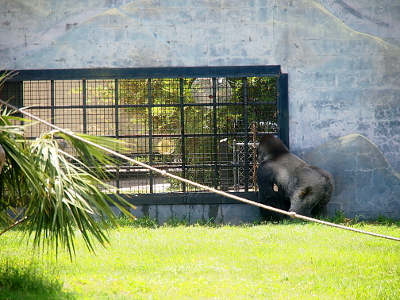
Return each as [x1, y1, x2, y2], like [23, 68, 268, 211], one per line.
[257, 134, 333, 219]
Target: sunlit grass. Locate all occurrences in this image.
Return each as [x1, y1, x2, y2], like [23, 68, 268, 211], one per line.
[1, 221, 400, 299]
[0, 258, 74, 300]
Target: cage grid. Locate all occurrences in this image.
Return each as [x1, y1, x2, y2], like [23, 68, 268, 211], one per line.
[232, 141, 258, 192]
[2, 71, 282, 194]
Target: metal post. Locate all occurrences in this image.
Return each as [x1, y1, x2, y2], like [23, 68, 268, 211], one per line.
[82, 78, 87, 134]
[243, 77, 249, 192]
[179, 77, 186, 192]
[50, 80, 55, 125]
[233, 139, 238, 191]
[219, 138, 229, 191]
[115, 79, 120, 190]
[212, 77, 219, 189]
[115, 79, 119, 139]
[148, 79, 154, 193]
[277, 73, 289, 149]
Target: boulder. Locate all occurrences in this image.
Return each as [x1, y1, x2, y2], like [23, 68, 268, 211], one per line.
[303, 134, 400, 220]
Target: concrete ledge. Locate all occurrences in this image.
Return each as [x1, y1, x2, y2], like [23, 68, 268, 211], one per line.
[111, 192, 262, 225]
[115, 192, 258, 205]
[110, 203, 262, 225]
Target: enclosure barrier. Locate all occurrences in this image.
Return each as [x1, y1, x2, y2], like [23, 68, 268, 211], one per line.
[1, 99, 399, 242]
[5, 67, 284, 194]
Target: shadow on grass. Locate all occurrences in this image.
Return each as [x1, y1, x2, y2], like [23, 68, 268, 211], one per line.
[0, 259, 76, 300]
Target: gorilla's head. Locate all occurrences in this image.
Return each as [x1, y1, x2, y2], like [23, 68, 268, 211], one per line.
[257, 134, 290, 163]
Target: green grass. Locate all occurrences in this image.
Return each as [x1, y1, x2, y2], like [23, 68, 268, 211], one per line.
[1, 221, 400, 299]
[0, 258, 74, 300]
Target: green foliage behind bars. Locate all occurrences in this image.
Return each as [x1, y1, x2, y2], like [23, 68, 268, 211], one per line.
[80, 77, 277, 135]
[79, 77, 277, 190]
[119, 77, 276, 188]
[117, 77, 277, 135]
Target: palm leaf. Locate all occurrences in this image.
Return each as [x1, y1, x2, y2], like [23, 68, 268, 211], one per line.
[0, 105, 136, 258]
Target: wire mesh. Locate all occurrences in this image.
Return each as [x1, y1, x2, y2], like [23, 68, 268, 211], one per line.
[2, 75, 278, 194]
[233, 141, 258, 192]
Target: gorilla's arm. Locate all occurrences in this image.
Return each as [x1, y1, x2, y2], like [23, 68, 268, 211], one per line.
[308, 165, 333, 216]
[257, 162, 276, 203]
[257, 161, 291, 220]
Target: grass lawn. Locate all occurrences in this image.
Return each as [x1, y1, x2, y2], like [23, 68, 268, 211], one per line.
[1, 221, 399, 299]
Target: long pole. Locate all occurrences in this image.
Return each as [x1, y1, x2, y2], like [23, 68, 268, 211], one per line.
[1, 99, 399, 242]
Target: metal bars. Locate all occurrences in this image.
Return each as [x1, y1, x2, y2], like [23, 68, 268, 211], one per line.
[4, 67, 288, 195]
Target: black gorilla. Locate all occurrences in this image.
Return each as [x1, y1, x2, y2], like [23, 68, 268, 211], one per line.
[257, 134, 333, 220]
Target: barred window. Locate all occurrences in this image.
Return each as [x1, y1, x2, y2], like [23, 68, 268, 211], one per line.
[2, 67, 288, 194]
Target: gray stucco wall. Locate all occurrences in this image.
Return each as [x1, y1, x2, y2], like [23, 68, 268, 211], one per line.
[316, 0, 400, 48]
[1, 0, 399, 219]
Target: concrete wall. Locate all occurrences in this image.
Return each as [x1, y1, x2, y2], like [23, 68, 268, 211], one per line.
[110, 204, 261, 225]
[304, 134, 400, 220]
[110, 193, 261, 225]
[1, 0, 399, 220]
[132, 204, 261, 225]
[316, 0, 400, 48]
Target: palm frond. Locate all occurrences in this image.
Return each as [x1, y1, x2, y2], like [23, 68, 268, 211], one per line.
[0, 104, 136, 258]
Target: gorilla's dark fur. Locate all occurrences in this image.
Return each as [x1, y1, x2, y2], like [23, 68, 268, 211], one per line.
[257, 134, 333, 220]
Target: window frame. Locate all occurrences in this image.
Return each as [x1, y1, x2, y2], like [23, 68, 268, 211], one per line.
[5, 66, 289, 200]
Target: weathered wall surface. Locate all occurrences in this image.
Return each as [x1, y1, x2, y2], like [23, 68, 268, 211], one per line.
[304, 134, 400, 220]
[316, 0, 400, 48]
[131, 203, 261, 225]
[1, 0, 399, 219]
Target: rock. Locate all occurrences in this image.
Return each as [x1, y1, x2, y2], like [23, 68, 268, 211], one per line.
[303, 134, 400, 220]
